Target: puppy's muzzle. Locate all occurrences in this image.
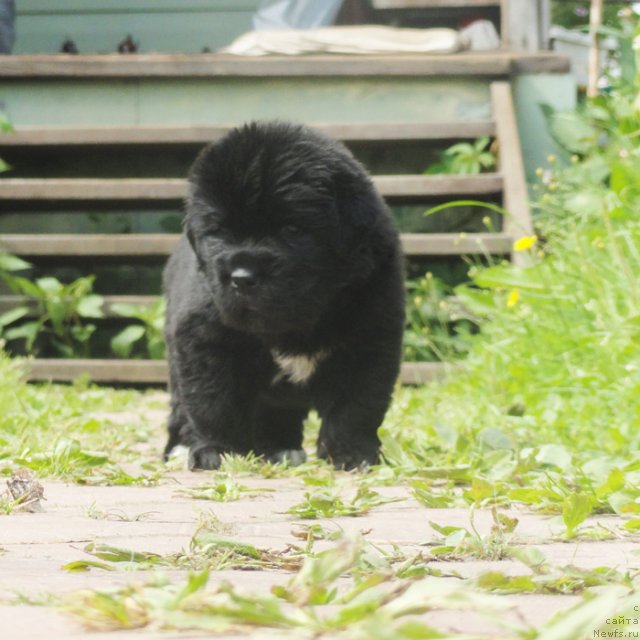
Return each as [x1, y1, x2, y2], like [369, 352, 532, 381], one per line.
[216, 247, 278, 295]
[230, 268, 257, 294]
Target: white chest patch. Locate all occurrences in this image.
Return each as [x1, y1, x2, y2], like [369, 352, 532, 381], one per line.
[271, 350, 328, 385]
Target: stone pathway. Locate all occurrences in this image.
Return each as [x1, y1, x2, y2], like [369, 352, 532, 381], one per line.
[1, 461, 638, 638]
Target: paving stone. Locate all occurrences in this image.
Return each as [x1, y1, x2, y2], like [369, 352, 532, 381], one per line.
[1, 468, 637, 639]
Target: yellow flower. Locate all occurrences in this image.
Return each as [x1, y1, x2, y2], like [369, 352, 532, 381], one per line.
[513, 235, 538, 252]
[506, 290, 520, 308]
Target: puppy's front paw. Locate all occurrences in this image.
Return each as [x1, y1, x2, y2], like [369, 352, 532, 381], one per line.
[265, 448, 307, 466]
[316, 440, 379, 471]
[188, 444, 222, 470]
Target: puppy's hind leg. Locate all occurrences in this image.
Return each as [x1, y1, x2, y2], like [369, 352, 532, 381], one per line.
[163, 397, 188, 461]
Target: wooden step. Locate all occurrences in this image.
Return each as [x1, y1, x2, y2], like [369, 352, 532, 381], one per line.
[25, 358, 449, 386]
[27, 359, 169, 385]
[0, 232, 512, 258]
[0, 52, 570, 79]
[0, 122, 496, 146]
[0, 174, 503, 200]
[0, 234, 177, 257]
[373, 0, 501, 8]
[0, 295, 159, 318]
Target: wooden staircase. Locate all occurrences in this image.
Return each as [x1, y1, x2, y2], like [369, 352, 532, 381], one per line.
[0, 80, 532, 385]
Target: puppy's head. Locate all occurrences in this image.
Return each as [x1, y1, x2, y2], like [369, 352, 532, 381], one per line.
[184, 121, 393, 337]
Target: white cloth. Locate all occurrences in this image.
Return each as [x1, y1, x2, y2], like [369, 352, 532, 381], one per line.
[222, 25, 464, 56]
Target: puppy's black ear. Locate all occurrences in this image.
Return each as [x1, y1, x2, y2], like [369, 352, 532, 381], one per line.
[184, 211, 198, 253]
[183, 203, 207, 272]
[334, 173, 393, 279]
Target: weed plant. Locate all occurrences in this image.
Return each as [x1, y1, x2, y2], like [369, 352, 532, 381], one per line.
[0, 351, 161, 484]
[381, 28, 640, 530]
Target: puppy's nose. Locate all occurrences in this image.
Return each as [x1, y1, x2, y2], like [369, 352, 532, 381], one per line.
[230, 268, 257, 292]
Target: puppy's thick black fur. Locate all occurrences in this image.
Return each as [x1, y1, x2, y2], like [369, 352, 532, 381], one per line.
[163, 121, 405, 471]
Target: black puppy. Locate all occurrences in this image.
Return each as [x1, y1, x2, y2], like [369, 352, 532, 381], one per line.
[163, 122, 405, 470]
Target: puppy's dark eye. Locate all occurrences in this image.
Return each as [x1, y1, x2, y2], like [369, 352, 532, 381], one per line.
[205, 222, 222, 236]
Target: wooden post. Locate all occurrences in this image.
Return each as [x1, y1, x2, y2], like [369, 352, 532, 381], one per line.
[491, 82, 533, 268]
[587, 0, 604, 97]
[505, 0, 551, 51]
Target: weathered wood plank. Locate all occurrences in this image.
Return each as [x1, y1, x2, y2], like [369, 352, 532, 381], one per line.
[402, 232, 511, 255]
[372, 0, 500, 7]
[491, 81, 533, 265]
[0, 295, 159, 317]
[26, 359, 169, 384]
[0, 234, 177, 257]
[376, 174, 502, 197]
[0, 178, 184, 200]
[0, 232, 512, 257]
[0, 121, 496, 146]
[25, 357, 447, 385]
[0, 52, 570, 78]
[0, 174, 502, 200]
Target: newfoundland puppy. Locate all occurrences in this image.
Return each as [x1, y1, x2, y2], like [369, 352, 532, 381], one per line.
[163, 121, 405, 471]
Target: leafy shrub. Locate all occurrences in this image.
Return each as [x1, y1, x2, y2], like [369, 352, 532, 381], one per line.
[110, 298, 166, 360]
[0, 261, 104, 358]
[381, 21, 640, 520]
[404, 273, 476, 362]
[423, 137, 496, 176]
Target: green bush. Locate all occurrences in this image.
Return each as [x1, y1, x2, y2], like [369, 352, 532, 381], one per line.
[381, 20, 640, 519]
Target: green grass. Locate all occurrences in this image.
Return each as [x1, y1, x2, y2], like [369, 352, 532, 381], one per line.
[0, 352, 164, 485]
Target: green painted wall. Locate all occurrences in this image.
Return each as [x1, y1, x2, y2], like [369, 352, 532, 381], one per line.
[1, 77, 492, 127]
[514, 73, 578, 181]
[15, 0, 261, 54]
[0, 72, 576, 178]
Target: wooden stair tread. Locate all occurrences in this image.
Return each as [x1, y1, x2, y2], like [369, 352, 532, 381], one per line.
[0, 121, 496, 146]
[0, 174, 503, 200]
[25, 358, 448, 385]
[0, 234, 177, 257]
[0, 52, 570, 78]
[0, 232, 512, 257]
[373, 0, 501, 8]
[0, 295, 159, 318]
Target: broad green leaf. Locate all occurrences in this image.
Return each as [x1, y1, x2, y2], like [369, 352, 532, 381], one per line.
[508, 545, 548, 572]
[596, 468, 626, 499]
[77, 294, 105, 319]
[540, 103, 599, 154]
[35, 277, 63, 294]
[478, 427, 515, 451]
[0, 306, 30, 328]
[429, 521, 465, 537]
[454, 284, 498, 317]
[623, 519, 640, 533]
[476, 570, 537, 593]
[473, 265, 545, 291]
[536, 444, 572, 470]
[0, 253, 30, 272]
[84, 542, 162, 564]
[62, 559, 116, 572]
[110, 302, 144, 319]
[192, 533, 262, 560]
[4, 321, 40, 349]
[8, 275, 44, 298]
[111, 325, 146, 358]
[562, 493, 594, 537]
[46, 299, 67, 335]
